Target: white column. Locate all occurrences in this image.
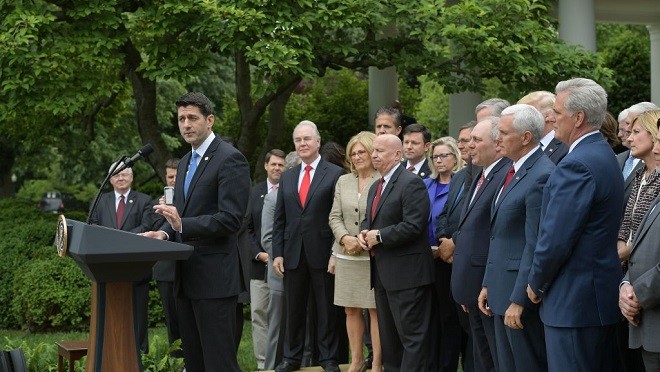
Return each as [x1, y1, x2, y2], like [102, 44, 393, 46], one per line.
[368, 66, 398, 124]
[449, 92, 482, 137]
[648, 24, 660, 106]
[557, 0, 596, 51]
[368, 23, 399, 125]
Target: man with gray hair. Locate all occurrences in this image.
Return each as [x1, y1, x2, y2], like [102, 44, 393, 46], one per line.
[475, 98, 511, 121]
[617, 102, 660, 204]
[478, 104, 554, 371]
[451, 117, 511, 372]
[527, 78, 624, 371]
[272, 121, 345, 372]
[89, 163, 156, 355]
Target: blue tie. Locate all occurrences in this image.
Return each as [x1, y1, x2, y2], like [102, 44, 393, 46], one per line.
[184, 152, 200, 198]
[622, 155, 635, 179]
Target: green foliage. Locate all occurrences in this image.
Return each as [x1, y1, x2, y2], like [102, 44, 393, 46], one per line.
[1, 339, 62, 372]
[597, 24, 650, 115]
[12, 258, 91, 332]
[410, 76, 449, 137]
[0, 199, 61, 329]
[286, 69, 369, 147]
[141, 336, 184, 372]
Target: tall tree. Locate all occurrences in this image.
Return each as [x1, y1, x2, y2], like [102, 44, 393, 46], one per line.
[1, 0, 614, 191]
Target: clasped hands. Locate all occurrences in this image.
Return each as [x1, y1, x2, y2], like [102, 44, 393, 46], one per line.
[358, 229, 380, 251]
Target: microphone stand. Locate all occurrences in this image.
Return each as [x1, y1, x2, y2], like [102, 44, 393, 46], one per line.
[86, 156, 128, 224]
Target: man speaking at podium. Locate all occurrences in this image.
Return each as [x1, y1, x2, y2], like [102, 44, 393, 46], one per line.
[89, 164, 156, 354]
[143, 92, 251, 372]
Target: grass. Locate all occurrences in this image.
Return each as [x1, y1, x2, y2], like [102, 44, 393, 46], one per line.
[0, 307, 257, 371]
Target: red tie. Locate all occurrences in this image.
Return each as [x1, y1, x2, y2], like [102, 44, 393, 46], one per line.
[371, 178, 385, 221]
[407, 165, 415, 172]
[501, 166, 516, 191]
[116, 195, 125, 228]
[299, 165, 312, 207]
[474, 172, 486, 194]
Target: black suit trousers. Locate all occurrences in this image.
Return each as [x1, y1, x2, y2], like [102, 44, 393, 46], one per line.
[156, 280, 181, 355]
[176, 296, 240, 372]
[282, 247, 338, 364]
[373, 262, 433, 372]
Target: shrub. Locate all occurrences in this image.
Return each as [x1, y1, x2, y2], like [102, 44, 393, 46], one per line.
[11, 258, 91, 332]
[0, 199, 61, 329]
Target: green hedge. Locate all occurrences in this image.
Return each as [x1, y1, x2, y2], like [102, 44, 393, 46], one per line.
[0, 198, 165, 331]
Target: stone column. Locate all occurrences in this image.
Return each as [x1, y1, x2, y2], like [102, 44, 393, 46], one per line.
[368, 66, 398, 125]
[557, 0, 596, 51]
[648, 24, 660, 106]
[368, 24, 399, 126]
[448, 92, 482, 137]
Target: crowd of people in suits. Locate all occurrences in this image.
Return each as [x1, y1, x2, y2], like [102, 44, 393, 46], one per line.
[93, 83, 660, 372]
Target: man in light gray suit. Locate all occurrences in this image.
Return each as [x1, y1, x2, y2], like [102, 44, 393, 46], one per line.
[620, 189, 660, 371]
[261, 152, 300, 370]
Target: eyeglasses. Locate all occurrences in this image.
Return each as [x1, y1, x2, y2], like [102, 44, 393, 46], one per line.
[431, 153, 455, 160]
[349, 150, 368, 158]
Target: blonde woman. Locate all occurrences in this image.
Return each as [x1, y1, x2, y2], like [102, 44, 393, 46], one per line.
[328, 131, 382, 372]
[424, 136, 464, 371]
[618, 110, 660, 261]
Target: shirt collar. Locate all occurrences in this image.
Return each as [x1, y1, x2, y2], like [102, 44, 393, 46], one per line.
[568, 130, 600, 153]
[405, 158, 425, 173]
[540, 130, 555, 149]
[513, 146, 540, 172]
[192, 132, 216, 159]
[114, 189, 130, 199]
[482, 157, 504, 178]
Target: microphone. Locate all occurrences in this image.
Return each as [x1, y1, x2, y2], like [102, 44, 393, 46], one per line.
[111, 144, 154, 176]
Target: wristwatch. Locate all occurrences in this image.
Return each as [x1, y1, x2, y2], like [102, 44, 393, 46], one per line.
[376, 230, 382, 243]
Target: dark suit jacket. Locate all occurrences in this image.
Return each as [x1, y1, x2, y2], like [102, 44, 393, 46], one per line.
[624, 197, 660, 352]
[617, 150, 645, 207]
[543, 138, 568, 164]
[403, 158, 432, 179]
[272, 158, 344, 270]
[161, 136, 251, 300]
[451, 157, 511, 306]
[482, 149, 554, 315]
[152, 206, 175, 282]
[90, 189, 155, 233]
[362, 164, 434, 291]
[434, 166, 472, 240]
[247, 182, 268, 280]
[529, 133, 623, 327]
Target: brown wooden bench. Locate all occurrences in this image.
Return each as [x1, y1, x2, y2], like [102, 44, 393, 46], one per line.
[55, 340, 88, 372]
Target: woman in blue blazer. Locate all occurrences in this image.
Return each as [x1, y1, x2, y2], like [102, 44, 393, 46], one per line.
[423, 136, 465, 371]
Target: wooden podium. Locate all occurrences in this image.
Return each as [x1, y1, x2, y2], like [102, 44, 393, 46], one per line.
[63, 219, 192, 372]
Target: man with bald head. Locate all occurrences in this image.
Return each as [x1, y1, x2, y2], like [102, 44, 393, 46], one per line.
[358, 134, 434, 371]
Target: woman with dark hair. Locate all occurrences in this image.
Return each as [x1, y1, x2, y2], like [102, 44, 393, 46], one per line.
[601, 112, 628, 154]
